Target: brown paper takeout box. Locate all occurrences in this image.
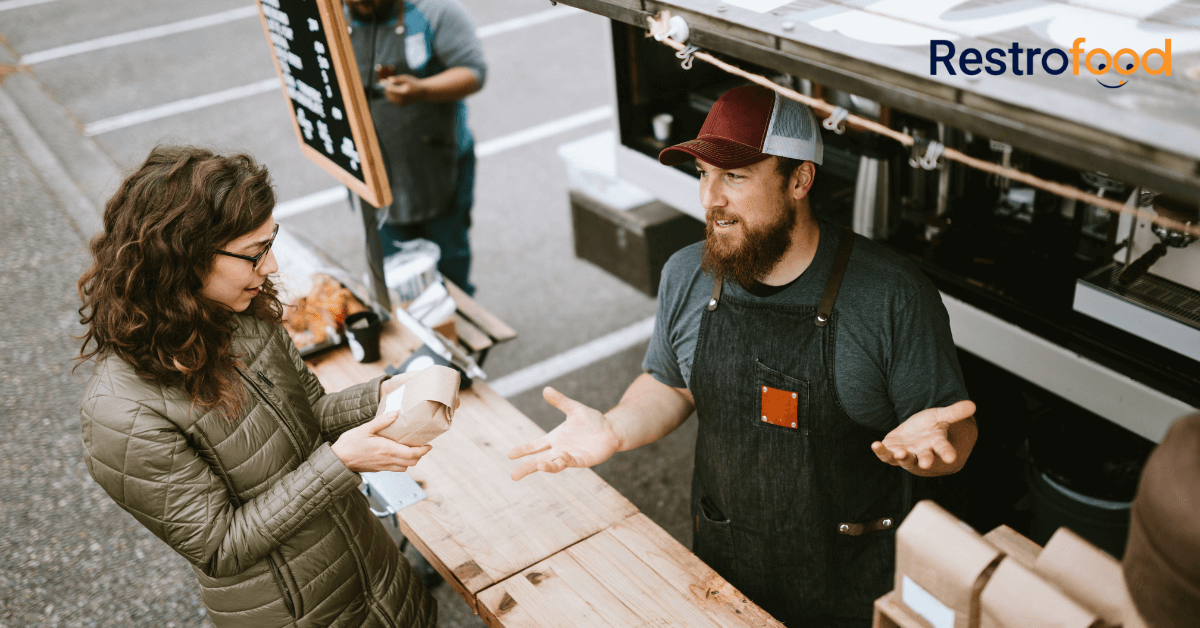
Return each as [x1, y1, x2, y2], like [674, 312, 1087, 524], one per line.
[980, 558, 1102, 628]
[1032, 528, 1147, 628]
[895, 500, 1004, 628]
[378, 365, 461, 446]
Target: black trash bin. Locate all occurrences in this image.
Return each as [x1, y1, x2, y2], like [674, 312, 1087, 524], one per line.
[1025, 404, 1154, 558]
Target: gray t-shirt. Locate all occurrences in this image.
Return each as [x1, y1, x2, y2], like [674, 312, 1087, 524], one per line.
[643, 216, 969, 431]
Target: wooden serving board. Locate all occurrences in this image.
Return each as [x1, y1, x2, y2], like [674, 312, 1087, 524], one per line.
[477, 513, 783, 628]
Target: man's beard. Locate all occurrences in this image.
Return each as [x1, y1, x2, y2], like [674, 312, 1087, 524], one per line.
[701, 203, 797, 289]
[347, 0, 394, 20]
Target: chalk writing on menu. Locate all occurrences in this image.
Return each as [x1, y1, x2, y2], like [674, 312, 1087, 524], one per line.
[261, 0, 365, 183]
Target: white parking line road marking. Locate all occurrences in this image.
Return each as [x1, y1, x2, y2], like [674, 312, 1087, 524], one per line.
[274, 186, 349, 219]
[57, 6, 597, 135]
[0, 0, 58, 12]
[475, 5, 584, 39]
[489, 316, 657, 399]
[274, 105, 614, 220]
[19, 6, 259, 65]
[476, 105, 612, 158]
[85, 78, 279, 136]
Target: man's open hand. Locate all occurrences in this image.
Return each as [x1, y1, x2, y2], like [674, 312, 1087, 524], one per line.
[872, 400, 977, 476]
[507, 387, 622, 481]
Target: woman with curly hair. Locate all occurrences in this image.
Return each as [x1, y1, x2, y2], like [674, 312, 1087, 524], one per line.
[77, 145, 437, 628]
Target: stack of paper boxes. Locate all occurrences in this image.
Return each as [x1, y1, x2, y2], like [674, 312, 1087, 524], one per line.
[880, 501, 1145, 628]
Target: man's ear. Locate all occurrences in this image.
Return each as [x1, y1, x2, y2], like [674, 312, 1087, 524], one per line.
[791, 161, 816, 200]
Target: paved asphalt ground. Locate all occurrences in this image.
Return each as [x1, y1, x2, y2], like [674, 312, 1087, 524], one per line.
[0, 1, 698, 626]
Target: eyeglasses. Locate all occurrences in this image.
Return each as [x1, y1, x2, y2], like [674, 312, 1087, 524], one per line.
[215, 224, 279, 271]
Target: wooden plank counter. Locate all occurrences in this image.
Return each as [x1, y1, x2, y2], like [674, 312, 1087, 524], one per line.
[478, 514, 782, 628]
[307, 319, 779, 626]
[396, 382, 638, 606]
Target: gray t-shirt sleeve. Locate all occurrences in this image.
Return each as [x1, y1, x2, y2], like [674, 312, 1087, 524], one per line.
[427, 0, 487, 87]
[643, 297, 687, 389]
[885, 282, 969, 425]
[642, 250, 695, 389]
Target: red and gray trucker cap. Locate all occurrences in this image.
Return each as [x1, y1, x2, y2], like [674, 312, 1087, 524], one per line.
[659, 85, 823, 169]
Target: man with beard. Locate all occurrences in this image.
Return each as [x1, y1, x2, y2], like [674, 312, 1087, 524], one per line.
[508, 85, 977, 626]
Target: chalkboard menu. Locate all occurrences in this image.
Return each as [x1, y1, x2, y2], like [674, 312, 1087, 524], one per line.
[257, 0, 391, 208]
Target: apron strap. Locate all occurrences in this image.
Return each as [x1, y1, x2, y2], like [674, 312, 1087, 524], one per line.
[707, 275, 723, 311]
[814, 227, 855, 327]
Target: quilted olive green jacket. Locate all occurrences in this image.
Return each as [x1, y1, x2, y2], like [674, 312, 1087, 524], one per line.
[79, 315, 436, 628]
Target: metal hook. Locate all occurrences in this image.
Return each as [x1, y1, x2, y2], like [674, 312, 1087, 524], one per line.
[676, 44, 699, 70]
[822, 107, 849, 135]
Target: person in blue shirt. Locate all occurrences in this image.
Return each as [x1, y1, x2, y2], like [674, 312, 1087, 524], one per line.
[346, 0, 486, 295]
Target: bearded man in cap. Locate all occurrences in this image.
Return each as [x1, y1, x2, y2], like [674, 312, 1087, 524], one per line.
[509, 85, 978, 627]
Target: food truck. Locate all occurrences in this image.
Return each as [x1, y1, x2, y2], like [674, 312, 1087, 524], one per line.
[556, 0, 1200, 552]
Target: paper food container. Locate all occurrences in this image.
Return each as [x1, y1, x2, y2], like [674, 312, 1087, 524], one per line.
[980, 559, 1103, 628]
[1033, 528, 1147, 628]
[378, 365, 461, 446]
[895, 500, 1004, 628]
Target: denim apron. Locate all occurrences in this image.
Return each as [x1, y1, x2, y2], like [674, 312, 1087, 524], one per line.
[689, 227, 909, 627]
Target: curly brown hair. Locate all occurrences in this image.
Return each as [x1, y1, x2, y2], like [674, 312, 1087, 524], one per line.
[77, 145, 284, 416]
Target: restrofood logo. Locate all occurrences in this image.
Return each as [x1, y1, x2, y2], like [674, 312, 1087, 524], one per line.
[930, 39, 1172, 88]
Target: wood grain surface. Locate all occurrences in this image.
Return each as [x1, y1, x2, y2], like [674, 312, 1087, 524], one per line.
[397, 381, 638, 605]
[306, 321, 638, 610]
[478, 514, 783, 628]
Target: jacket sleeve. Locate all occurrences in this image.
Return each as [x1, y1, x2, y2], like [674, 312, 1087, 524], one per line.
[80, 393, 361, 578]
[278, 325, 387, 442]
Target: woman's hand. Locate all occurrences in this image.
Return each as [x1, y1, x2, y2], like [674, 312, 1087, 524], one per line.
[332, 411, 432, 473]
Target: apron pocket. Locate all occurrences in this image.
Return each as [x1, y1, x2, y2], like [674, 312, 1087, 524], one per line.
[755, 360, 811, 435]
[693, 495, 738, 578]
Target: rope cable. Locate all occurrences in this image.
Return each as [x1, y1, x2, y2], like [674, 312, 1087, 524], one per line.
[645, 13, 1200, 239]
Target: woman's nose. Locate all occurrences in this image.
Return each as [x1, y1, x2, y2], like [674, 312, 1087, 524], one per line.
[260, 249, 279, 275]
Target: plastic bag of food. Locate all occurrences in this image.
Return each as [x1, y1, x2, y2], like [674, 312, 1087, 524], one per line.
[383, 239, 441, 303]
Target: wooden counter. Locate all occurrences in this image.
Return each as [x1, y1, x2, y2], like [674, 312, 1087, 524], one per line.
[307, 319, 779, 626]
[478, 514, 782, 628]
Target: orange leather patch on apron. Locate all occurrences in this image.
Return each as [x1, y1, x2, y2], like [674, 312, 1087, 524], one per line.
[760, 385, 799, 429]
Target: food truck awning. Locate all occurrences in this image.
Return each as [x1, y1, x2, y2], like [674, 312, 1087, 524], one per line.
[563, 0, 1200, 200]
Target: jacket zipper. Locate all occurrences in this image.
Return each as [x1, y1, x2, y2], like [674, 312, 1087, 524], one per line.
[240, 369, 305, 619]
[267, 554, 298, 619]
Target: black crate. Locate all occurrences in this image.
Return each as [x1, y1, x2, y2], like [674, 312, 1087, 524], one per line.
[570, 190, 706, 297]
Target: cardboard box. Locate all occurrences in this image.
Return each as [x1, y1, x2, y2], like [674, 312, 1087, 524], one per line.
[1034, 528, 1147, 628]
[570, 190, 705, 297]
[895, 501, 1004, 628]
[980, 559, 1102, 628]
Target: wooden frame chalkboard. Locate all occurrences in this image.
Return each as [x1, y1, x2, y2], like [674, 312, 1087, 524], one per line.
[257, 0, 391, 208]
